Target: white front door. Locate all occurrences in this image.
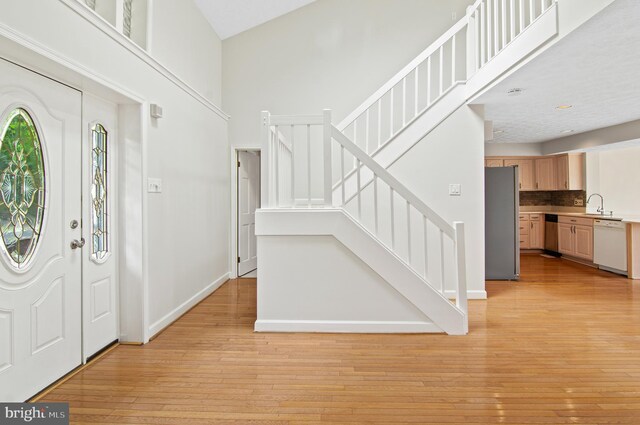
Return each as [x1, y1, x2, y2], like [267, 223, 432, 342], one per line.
[81, 94, 119, 360]
[0, 58, 82, 401]
[237, 151, 260, 276]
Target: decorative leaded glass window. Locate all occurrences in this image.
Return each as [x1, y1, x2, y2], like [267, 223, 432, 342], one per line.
[0, 108, 46, 270]
[91, 124, 108, 262]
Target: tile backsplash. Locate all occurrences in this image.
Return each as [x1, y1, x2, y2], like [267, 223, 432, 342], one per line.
[520, 190, 586, 207]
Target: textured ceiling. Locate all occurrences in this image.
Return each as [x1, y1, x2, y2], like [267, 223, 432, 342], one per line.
[477, 0, 640, 144]
[194, 0, 316, 40]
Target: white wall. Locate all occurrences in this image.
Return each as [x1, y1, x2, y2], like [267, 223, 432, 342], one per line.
[586, 146, 640, 216]
[222, 0, 474, 148]
[0, 0, 229, 341]
[485, 142, 542, 156]
[390, 105, 486, 297]
[150, 0, 222, 104]
[257, 235, 432, 325]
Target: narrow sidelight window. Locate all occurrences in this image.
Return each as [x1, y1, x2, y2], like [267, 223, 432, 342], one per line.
[90, 123, 109, 262]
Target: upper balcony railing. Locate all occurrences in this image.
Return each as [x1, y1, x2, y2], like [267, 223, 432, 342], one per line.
[79, 0, 149, 49]
[468, 0, 556, 72]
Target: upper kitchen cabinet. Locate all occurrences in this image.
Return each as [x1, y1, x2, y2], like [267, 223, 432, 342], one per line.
[504, 159, 535, 191]
[556, 153, 585, 191]
[485, 158, 504, 167]
[535, 157, 557, 191]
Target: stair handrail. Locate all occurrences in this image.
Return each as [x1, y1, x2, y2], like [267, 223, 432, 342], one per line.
[331, 126, 454, 238]
[332, 125, 467, 315]
[336, 16, 468, 132]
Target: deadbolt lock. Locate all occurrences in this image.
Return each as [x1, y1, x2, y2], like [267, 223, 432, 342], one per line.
[70, 219, 79, 229]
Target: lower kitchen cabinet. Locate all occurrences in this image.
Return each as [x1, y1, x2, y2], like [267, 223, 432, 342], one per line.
[558, 217, 594, 261]
[574, 225, 594, 260]
[530, 214, 544, 249]
[520, 213, 545, 249]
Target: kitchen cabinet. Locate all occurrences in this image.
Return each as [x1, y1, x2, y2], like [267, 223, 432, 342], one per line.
[529, 214, 544, 249]
[535, 157, 557, 190]
[556, 153, 585, 191]
[485, 159, 504, 167]
[574, 225, 594, 260]
[504, 159, 535, 191]
[558, 223, 574, 254]
[519, 214, 529, 249]
[484, 154, 585, 191]
[558, 216, 594, 261]
[519, 213, 544, 249]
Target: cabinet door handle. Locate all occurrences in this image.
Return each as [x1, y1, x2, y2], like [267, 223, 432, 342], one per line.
[519, 182, 522, 189]
[565, 181, 568, 189]
[530, 222, 533, 229]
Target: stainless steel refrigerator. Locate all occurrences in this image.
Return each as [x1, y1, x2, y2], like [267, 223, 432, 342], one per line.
[485, 166, 520, 280]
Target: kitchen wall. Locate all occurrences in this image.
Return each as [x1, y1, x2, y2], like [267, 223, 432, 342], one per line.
[586, 145, 640, 215]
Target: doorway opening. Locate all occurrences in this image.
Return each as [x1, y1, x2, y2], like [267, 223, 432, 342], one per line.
[236, 150, 260, 278]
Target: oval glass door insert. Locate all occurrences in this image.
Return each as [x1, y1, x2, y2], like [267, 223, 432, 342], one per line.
[0, 108, 46, 270]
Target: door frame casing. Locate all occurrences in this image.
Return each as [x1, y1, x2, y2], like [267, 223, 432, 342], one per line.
[230, 147, 261, 279]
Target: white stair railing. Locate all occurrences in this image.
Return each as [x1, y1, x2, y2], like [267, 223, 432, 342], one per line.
[468, 0, 556, 72]
[333, 0, 557, 184]
[336, 17, 468, 160]
[261, 110, 468, 317]
[259, 0, 560, 324]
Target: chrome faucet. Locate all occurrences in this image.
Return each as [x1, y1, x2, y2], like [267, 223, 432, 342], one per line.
[587, 193, 605, 215]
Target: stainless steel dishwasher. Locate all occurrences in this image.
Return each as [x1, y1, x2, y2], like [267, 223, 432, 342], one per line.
[544, 214, 559, 256]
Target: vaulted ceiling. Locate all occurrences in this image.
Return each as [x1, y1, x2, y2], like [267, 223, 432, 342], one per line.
[194, 0, 316, 40]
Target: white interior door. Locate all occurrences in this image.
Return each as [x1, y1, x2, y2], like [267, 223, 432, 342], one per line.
[81, 94, 118, 361]
[237, 151, 260, 276]
[0, 58, 82, 401]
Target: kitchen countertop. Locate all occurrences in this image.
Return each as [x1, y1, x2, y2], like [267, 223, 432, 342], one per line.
[520, 210, 640, 224]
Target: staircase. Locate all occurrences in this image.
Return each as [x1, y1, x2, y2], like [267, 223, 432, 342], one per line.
[256, 0, 559, 335]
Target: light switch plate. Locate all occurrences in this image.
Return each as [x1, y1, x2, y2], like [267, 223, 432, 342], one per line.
[449, 184, 461, 196]
[148, 178, 162, 193]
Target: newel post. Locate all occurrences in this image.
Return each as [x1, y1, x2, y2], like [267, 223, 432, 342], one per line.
[322, 109, 333, 207]
[261, 111, 272, 208]
[453, 221, 468, 333]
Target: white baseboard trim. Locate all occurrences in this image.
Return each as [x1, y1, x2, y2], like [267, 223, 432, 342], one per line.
[148, 272, 230, 338]
[444, 289, 487, 300]
[254, 320, 442, 333]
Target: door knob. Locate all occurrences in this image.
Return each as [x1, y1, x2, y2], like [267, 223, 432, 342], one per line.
[70, 238, 86, 250]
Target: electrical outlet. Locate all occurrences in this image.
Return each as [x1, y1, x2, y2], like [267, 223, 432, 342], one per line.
[449, 184, 461, 196]
[574, 198, 584, 206]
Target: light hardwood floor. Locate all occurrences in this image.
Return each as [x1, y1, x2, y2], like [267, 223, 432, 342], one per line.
[41, 254, 640, 424]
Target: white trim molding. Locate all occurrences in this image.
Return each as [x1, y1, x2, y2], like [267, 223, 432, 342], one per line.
[148, 273, 230, 337]
[255, 320, 442, 334]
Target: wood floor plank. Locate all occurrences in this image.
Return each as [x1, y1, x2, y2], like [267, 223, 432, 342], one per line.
[40, 255, 640, 424]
